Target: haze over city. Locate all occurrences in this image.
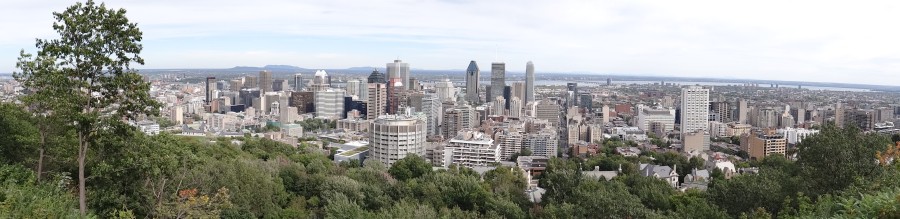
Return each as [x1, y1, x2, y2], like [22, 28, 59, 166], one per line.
[3, 0, 900, 85]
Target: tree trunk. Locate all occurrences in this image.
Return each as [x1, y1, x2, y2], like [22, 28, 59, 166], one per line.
[36, 131, 45, 183]
[78, 132, 87, 215]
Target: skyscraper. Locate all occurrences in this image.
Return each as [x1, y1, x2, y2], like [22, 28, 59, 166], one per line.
[205, 77, 216, 105]
[525, 61, 535, 103]
[738, 99, 749, 124]
[435, 78, 455, 102]
[259, 70, 273, 92]
[511, 81, 526, 102]
[386, 60, 410, 90]
[315, 89, 345, 120]
[490, 62, 505, 103]
[346, 79, 361, 98]
[465, 61, 480, 104]
[680, 86, 710, 150]
[367, 83, 387, 120]
[293, 74, 303, 91]
[367, 69, 386, 84]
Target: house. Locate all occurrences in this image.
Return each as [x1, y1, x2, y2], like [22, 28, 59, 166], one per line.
[681, 168, 710, 191]
[583, 166, 618, 181]
[639, 163, 679, 188]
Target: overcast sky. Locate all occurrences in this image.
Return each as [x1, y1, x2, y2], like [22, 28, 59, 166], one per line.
[2, 0, 900, 85]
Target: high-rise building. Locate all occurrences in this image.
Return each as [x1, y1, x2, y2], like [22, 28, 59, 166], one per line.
[681, 86, 710, 150]
[834, 102, 845, 127]
[636, 106, 675, 132]
[525, 127, 559, 157]
[314, 89, 345, 120]
[534, 100, 560, 124]
[422, 94, 443, 137]
[525, 61, 535, 103]
[443, 104, 477, 138]
[738, 99, 749, 124]
[367, 69, 386, 84]
[511, 81, 526, 102]
[366, 83, 387, 120]
[310, 70, 330, 92]
[289, 91, 315, 113]
[710, 101, 731, 123]
[229, 79, 243, 92]
[346, 79, 361, 98]
[497, 128, 524, 161]
[205, 77, 216, 105]
[243, 76, 258, 89]
[370, 114, 427, 166]
[387, 78, 404, 115]
[490, 62, 506, 103]
[293, 74, 303, 91]
[740, 129, 787, 160]
[386, 60, 410, 90]
[465, 61, 480, 104]
[170, 105, 184, 125]
[509, 97, 523, 118]
[259, 70, 273, 92]
[602, 105, 611, 123]
[442, 130, 500, 167]
[435, 79, 455, 102]
[492, 96, 506, 116]
[273, 79, 288, 92]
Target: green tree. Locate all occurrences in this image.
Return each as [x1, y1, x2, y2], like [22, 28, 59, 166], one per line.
[388, 154, 432, 181]
[14, 0, 159, 214]
[795, 124, 889, 197]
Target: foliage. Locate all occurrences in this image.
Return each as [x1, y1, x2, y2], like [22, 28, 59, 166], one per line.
[388, 154, 432, 181]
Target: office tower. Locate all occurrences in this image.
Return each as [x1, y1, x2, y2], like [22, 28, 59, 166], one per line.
[534, 100, 560, 123]
[367, 83, 387, 120]
[387, 78, 404, 115]
[310, 70, 330, 91]
[525, 61, 535, 103]
[492, 96, 506, 116]
[259, 70, 273, 92]
[273, 79, 288, 92]
[422, 93, 443, 137]
[243, 76, 258, 89]
[289, 91, 315, 113]
[509, 97, 523, 118]
[606, 78, 612, 86]
[602, 105, 611, 123]
[238, 88, 260, 108]
[681, 86, 710, 150]
[293, 74, 303, 91]
[844, 109, 876, 131]
[369, 114, 427, 166]
[503, 86, 512, 110]
[229, 79, 243, 92]
[738, 99, 749, 124]
[511, 81, 526, 102]
[566, 83, 578, 106]
[490, 62, 506, 103]
[435, 78, 455, 102]
[367, 69, 386, 84]
[358, 81, 369, 101]
[580, 93, 593, 112]
[710, 101, 731, 122]
[386, 60, 410, 90]
[343, 97, 367, 119]
[465, 61, 480, 104]
[314, 89, 345, 120]
[636, 107, 676, 132]
[443, 104, 477, 138]
[408, 77, 420, 91]
[346, 79, 361, 98]
[205, 77, 216, 105]
[756, 108, 778, 128]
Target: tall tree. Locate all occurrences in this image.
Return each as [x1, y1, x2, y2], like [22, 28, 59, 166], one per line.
[14, 0, 158, 214]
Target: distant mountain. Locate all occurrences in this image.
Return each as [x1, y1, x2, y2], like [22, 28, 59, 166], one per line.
[227, 65, 308, 72]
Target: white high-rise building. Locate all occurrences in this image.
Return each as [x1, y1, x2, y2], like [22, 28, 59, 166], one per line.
[435, 79, 455, 102]
[680, 86, 710, 150]
[636, 106, 675, 132]
[442, 130, 500, 167]
[367, 83, 387, 120]
[492, 96, 506, 116]
[315, 89, 345, 120]
[386, 60, 410, 90]
[346, 79, 361, 98]
[509, 97, 523, 118]
[525, 61, 535, 103]
[525, 127, 558, 157]
[738, 99, 749, 124]
[422, 94, 443, 137]
[370, 114, 427, 166]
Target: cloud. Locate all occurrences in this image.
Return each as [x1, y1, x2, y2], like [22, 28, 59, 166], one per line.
[2, 0, 900, 85]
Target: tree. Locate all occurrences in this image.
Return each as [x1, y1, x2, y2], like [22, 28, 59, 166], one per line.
[14, 1, 159, 214]
[795, 124, 889, 197]
[388, 154, 431, 181]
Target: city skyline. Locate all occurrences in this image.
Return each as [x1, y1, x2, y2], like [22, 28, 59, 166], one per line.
[4, 1, 900, 86]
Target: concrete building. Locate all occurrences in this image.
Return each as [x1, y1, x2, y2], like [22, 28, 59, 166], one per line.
[435, 79, 455, 102]
[680, 86, 709, 150]
[442, 130, 500, 167]
[465, 61, 480, 104]
[534, 100, 560, 124]
[492, 96, 506, 116]
[636, 106, 675, 132]
[205, 77, 216, 105]
[738, 99, 749, 124]
[442, 104, 478, 138]
[346, 79, 361, 98]
[315, 89, 345, 120]
[243, 76, 258, 89]
[710, 101, 731, 123]
[422, 94, 443, 137]
[741, 129, 787, 160]
[259, 70, 273, 92]
[170, 105, 184, 125]
[511, 81, 526, 102]
[509, 97, 523, 118]
[525, 127, 559, 157]
[369, 114, 427, 166]
[490, 62, 506, 103]
[366, 83, 387, 120]
[776, 128, 819, 144]
[293, 74, 303, 91]
[683, 131, 707, 153]
[525, 61, 535, 103]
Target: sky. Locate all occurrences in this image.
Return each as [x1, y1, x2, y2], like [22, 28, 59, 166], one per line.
[2, 0, 900, 85]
